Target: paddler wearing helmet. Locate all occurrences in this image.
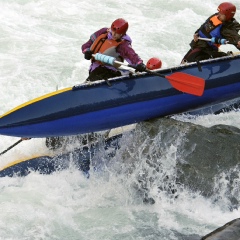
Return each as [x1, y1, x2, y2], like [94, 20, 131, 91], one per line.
[181, 2, 240, 63]
[82, 18, 146, 81]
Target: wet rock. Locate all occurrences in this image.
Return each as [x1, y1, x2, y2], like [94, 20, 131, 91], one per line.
[121, 117, 240, 208]
[202, 218, 240, 240]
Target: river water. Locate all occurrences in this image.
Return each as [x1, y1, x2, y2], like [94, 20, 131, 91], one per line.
[0, 0, 240, 239]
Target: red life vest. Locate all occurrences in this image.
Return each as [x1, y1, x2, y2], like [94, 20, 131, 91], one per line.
[90, 33, 124, 65]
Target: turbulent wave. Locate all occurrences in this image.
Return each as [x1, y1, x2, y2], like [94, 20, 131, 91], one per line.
[0, 0, 240, 239]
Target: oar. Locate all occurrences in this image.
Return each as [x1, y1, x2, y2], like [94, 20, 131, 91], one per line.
[93, 53, 205, 96]
[198, 37, 229, 44]
[0, 139, 23, 156]
[198, 37, 240, 56]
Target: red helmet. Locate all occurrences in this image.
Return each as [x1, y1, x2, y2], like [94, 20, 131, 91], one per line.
[217, 2, 236, 21]
[111, 18, 129, 35]
[146, 58, 162, 70]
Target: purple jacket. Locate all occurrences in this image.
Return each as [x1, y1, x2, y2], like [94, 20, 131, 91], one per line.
[82, 27, 143, 72]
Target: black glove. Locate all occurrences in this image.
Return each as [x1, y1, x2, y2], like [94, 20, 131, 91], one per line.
[135, 63, 146, 72]
[84, 50, 93, 60]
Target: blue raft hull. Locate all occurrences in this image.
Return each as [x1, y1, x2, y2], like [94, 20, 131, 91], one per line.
[1, 55, 240, 138]
[0, 134, 122, 177]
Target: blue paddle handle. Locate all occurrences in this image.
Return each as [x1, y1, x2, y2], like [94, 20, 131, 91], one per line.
[94, 53, 116, 65]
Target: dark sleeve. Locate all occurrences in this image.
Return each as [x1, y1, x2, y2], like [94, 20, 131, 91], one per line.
[81, 28, 108, 53]
[117, 41, 143, 65]
[221, 19, 240, 48]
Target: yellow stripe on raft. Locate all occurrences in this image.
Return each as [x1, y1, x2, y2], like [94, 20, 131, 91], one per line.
[0, 87, 72, 118]
[0, 154, 51, 171]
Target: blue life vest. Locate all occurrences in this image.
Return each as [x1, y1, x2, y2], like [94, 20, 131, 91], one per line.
[198, 15, 223, 50]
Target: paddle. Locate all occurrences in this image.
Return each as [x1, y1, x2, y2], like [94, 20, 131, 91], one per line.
[93, 53, 205, 96]
[198, 37, 240, 57]
[0, 139, 23, 156]
[198, 37, 229, 44]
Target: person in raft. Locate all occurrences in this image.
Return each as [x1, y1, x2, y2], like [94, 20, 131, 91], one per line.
[81, 18, 146, 81]
[182, 2, 240, 63]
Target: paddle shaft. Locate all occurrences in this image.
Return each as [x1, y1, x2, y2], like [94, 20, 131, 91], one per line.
[0, 139, 23, 156]
[92, 53, 205, 96]
[198, 37, 229, 44]
[92, 54, 167, 78]
[127, 64, 167, 78]
[93, 53, 194, 77]
[100, 57, 203, 88]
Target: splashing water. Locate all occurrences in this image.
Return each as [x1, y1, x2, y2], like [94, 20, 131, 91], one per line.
[0, 0, 240, 239]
